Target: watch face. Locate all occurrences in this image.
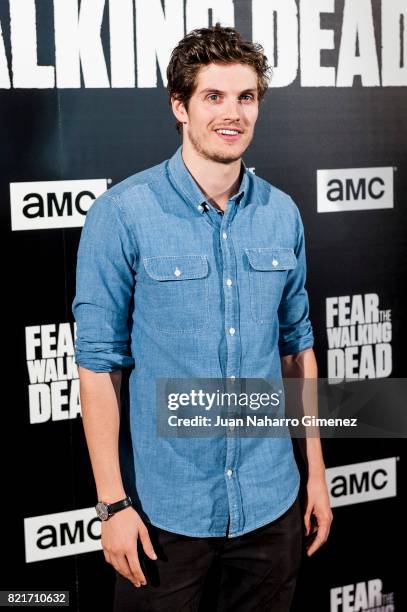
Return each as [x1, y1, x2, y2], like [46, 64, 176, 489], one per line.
[95, 502, 109, 521]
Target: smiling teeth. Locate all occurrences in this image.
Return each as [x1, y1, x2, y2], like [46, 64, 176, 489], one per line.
[217, 129, 239, 135]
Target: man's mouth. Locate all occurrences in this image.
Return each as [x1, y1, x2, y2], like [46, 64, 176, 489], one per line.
[214, 128, 242, 142]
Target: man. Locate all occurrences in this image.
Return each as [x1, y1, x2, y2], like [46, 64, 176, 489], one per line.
[72, 23, 333, 612]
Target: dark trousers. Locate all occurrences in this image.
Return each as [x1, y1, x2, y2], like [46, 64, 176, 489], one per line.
[113, 495, 303, 612]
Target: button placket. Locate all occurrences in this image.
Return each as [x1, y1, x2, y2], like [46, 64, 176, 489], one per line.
[219, 201, 243, 536]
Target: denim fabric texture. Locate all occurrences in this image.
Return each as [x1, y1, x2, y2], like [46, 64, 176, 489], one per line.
[72, 145, 314, 538]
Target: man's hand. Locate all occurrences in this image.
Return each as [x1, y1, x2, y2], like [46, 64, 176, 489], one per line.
[303, 473, 333, 557]
[101, 506, 158, 587]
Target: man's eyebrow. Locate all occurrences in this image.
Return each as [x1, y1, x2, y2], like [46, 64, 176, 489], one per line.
[198, 88, 258, 95]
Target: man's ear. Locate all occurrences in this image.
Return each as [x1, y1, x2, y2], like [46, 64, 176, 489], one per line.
[171, 96, 188, 125]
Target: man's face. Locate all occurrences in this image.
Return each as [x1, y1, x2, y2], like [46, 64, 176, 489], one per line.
[176, 62, 260, 164]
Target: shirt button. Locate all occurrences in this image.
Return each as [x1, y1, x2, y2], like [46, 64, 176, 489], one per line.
[226, 278, 232, 286]
[229, 375, 236, 382]
[197, 204, 204, 212]
[222, 231, 228, 240]
[229, 327, 236, 335]
[226, 469, 233, 477]
[272, 259, 279, 267]
[174, 267, 181, 277]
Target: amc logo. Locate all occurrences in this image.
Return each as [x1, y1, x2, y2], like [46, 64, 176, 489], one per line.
[326, 457, 397, 507]
[317, 167, 394, 212]
[24, 507, 102, 562]
[10, 179, 108, 230]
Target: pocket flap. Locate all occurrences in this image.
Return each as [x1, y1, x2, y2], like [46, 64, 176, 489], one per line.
[143, 255, 208, 281]
[245, 247, 297, 271]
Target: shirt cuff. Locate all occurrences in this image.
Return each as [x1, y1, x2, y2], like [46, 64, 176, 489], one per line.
[74, 343, 135, 373]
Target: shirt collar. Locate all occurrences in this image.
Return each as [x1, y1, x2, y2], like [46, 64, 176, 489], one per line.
[167, 144, 250, 215]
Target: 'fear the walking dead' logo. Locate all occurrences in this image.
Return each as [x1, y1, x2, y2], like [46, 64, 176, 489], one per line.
[25, 323, 80, 424]
[330, 577, 394, 611]
[326, 293, 392, 383]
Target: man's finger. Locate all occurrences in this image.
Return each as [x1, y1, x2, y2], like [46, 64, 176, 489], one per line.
[306, 524, 330, 556]
[103, 550, 111, 565]
[113, 554, 140, 586]
[303, 508, 312, 536]
[138, 524, 158, 560]
[126, 549, 147, 586]
[306, 533, 325, 556]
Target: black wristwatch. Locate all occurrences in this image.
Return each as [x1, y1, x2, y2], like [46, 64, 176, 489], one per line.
[95, 495, 132, 521]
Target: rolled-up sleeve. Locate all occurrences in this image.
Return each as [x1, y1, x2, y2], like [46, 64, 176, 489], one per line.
[278, 204, 314, 357]
[72, 192, 137, 372]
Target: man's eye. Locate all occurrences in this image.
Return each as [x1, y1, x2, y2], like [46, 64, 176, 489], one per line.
[240, 94, 254, 101]
[208, 94, 219, 101]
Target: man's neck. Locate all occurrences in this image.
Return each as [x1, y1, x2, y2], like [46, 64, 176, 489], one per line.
[181, 141, 242, 212]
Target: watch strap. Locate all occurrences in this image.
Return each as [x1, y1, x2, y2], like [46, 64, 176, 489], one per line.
[108, 495, 132, 515]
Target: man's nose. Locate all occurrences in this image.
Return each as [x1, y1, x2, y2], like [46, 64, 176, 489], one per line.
[222, 99, 241, 121]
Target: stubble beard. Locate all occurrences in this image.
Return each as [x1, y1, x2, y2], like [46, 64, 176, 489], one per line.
[187, 126, 248, 164]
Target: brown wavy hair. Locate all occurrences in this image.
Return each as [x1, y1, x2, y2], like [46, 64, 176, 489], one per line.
[166, 23, 272, 134]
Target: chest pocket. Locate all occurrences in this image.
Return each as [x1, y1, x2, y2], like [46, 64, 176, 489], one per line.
[245, 247, 297, 323]
[140, 255, 209, 333]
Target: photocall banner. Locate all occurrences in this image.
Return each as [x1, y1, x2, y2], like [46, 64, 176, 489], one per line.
[1, 1, 405, 610]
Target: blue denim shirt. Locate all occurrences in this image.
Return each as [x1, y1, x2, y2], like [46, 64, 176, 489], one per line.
[72, 145, 314, 538]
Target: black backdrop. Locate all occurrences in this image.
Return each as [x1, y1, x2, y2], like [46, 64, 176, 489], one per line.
[1, 1, 406, 610]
